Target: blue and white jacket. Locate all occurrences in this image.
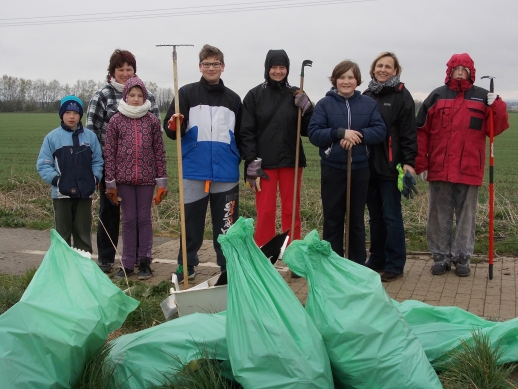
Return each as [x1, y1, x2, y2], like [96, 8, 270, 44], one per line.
[308, 89, 386, 171]
[163, 77, 242, 182]
[37, 122, 104, 199]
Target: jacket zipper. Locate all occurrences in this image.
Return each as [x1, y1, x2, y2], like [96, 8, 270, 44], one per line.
[134, 118, 138, 185]
[388, 135, 393, 162]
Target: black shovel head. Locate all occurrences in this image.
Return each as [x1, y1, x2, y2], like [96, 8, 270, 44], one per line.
[214, 230, 290, 286]
[260, 229, 290, 265]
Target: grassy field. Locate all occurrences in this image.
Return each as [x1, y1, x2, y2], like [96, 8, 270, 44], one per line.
[1, 112, 517, 255]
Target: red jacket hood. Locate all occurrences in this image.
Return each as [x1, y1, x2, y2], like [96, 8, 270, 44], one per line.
[445, 53, 476, 84]
[122, 76, 148, 102]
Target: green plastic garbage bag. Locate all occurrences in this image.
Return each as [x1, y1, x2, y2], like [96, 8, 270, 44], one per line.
[394, 299, 518, 367]
[282, 230, 441, 389]
[219, 217, 334, 389]
[107, 312, 231, 388]
[0, 229, 139, 389]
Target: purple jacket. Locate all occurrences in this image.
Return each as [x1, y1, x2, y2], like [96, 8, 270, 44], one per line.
[105, 77, 167, 186]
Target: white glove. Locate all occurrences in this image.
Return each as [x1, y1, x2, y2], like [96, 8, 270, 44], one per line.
[487, 93, 497, 106]
[419, 170, 428, 182]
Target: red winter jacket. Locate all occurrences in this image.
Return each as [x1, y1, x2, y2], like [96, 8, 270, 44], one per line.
[415, 53, 509, 186]
[105, 77, 167, 186]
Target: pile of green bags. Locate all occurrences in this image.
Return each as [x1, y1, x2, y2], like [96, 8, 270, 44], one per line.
[282, 230, 442, 389]
[107, 312, 230, 388]
[395, 299, 518, 367]
[219, 217, 334, 389]
[0, 230, 138, 389]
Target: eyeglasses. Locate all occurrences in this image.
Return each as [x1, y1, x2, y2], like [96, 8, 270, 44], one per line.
[200, 62, 222, 69]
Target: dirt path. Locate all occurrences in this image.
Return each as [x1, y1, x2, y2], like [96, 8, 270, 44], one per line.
[0, 227, 172, 275]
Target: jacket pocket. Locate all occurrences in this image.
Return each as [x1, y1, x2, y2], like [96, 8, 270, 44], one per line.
[429, 140, 447, 173]
[58, 173, 80, 198]
[460, 140, 485, 180]
[466, 102, 485, 131]
[434, 101, 453, 128]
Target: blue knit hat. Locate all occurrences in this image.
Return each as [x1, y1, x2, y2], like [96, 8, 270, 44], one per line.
[59, 95, 83, 119]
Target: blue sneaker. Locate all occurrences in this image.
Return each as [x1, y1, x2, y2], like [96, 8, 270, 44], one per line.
[175, 265, 196, 283]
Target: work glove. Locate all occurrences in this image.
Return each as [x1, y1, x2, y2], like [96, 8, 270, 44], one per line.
[246, 158, 270, 190]
[487, 93, 497, 106]
[402, 171, 418, 200]
[153, 187, 168, 205]
[396, 164, 404, 191]
[106, 188, 119, 206]
[293, 90, 311, 116]
[167, 113, 184, 131]
[419, 170, 428, 182]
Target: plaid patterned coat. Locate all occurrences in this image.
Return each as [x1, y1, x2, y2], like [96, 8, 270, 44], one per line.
[86, 82, 159, 152]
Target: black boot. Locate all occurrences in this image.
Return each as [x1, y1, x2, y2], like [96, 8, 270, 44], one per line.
[455, 255, 471, 277]
[430, 254, 451, 275]
[138, 257, 153, 280]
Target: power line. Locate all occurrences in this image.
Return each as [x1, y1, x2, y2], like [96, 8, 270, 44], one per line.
[0, 0, 377, 27]
[2, 0, 301, 20]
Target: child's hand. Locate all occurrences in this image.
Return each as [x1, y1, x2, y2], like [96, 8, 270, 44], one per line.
[106, 188, 119, 206]
[154, 187, 168, 205]
[168, 114, 184, 131]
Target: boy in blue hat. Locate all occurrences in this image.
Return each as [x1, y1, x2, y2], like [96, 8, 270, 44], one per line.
[37, 95, 104, 253]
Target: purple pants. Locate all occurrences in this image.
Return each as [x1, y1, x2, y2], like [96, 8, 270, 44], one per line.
[118, 184, 155, 269]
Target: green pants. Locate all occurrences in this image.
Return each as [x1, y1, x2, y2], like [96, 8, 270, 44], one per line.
[53, 198, 93, 253]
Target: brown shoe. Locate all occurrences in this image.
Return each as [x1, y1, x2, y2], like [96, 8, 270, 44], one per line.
[381, 271, 403, 282]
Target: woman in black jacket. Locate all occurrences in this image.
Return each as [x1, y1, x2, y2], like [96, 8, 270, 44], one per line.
[239, 50, 313, 248]
[363, 52, 417, 282]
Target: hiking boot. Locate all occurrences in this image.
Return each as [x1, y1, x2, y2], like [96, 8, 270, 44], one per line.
[114, 267, 134, 279]
[381, 271, 403, 282]
[137, 257, 153, 280]
[431, 254, 451, 275]
[455, 255, 471, 277]
[98, 260, 113, 273]
[175, 265, 196, 283]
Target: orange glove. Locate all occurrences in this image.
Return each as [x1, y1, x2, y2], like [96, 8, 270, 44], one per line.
[106, 188, 119, 206]
[154, 187, 168, 205]
[167, 113, 184, 131]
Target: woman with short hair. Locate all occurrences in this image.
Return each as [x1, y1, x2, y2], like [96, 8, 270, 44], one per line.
[363, 52, 417, 282]
[86, 49, 160, 275]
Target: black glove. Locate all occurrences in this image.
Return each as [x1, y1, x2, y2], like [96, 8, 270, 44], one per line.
[401, 171, 418, 200]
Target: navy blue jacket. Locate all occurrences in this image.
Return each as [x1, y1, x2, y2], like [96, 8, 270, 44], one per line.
[308, 89, 386, 170]
[37, 122, 103, 199]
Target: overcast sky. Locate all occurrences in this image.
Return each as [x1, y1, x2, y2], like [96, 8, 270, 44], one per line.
[1, 0, 517, 105]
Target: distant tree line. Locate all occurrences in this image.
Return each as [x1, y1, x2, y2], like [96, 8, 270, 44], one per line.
[0, 75, 175, 115]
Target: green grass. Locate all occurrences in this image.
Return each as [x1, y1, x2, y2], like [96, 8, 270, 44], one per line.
[0, 268, 36, 314]
[154, 343, 241, 389]
[438, 330, 518, 389]
[113, 280, 171, 332]
[1, 112, 518, 255]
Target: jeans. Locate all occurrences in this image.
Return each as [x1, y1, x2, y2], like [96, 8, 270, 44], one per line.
[427, 181, 478, 259]
[97, 174, 120, 263]
[366, 177, 406, 274]
[321, 164, 370, 264]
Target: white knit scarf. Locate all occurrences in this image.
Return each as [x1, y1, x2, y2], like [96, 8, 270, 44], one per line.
[118, 99, 152, 118]
[111, 80, 125, 93]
